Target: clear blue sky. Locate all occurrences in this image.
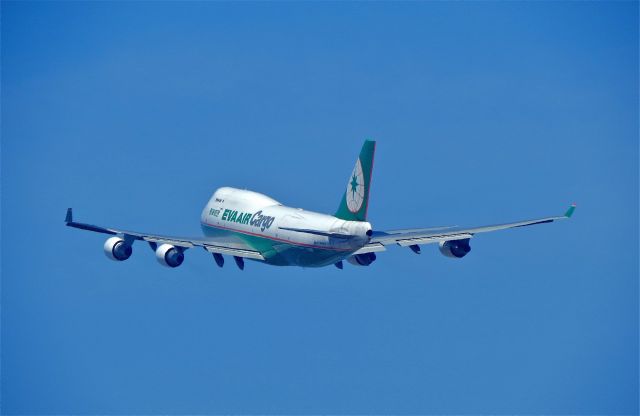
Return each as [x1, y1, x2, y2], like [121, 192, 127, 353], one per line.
[2, 2, 637, 414]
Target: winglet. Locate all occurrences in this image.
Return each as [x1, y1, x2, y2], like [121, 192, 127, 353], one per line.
[564, 203, 576, 218]
[65, 208, 73, 223]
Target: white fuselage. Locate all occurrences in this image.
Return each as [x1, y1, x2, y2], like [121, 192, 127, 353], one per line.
[199, 187, 372, 267]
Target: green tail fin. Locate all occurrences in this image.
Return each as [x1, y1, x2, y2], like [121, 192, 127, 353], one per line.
[335, 140, 376, 222]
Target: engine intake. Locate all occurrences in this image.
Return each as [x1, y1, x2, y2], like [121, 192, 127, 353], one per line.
[347, 252, 377, 266]
[439, 238, 471, 258]
[104, 237, 132, 261]
[155, 244, 185, 268]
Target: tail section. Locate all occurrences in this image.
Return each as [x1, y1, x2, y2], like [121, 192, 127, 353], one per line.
[335, 140, 376, 221]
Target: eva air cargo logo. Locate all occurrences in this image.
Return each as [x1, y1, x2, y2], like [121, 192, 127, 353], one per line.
[346, 158, 365, 213]
[209, 208, 276, 232]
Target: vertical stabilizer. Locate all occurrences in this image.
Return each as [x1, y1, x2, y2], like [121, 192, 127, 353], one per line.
[335, 140, 376, 222]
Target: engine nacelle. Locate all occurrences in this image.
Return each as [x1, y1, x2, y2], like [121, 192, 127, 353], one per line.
[439, 239, 471, 259]
[347, 252, 377, 266]
[155, 244, 185, 268]
[104, 237, 132, 261]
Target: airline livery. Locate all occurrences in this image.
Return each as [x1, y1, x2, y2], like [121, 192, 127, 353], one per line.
[66, 140, 575, 270]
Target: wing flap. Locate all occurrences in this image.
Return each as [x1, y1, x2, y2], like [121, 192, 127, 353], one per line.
[203, 244, 265, 260]
[142, 236, 195, 248]
[352, 242, 387, 255]
[395, 233, 474, 246]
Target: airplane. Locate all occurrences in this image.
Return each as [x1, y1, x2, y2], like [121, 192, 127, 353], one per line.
[65, 140, 575, 270]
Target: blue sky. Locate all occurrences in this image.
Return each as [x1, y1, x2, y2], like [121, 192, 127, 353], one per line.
[1, 2, 637, 414]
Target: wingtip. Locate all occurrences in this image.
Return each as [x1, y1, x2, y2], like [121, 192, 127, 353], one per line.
[65, 208, 73, 223]
[564, 204, 576, 218]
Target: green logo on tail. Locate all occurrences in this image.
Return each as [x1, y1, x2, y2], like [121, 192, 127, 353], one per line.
[335, 140, 376, 222]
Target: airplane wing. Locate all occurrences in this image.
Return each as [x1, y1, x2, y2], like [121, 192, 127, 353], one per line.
[64, 208, 264, 260]
[354, 204, 576, 255]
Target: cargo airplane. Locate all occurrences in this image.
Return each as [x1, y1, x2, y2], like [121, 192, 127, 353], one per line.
[66, 140, 575, 270]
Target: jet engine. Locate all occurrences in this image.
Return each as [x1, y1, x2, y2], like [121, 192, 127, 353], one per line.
[104, 236, 132, 261]
[347, 252, 377, 266]
[155, 244, 185, 268]
[439, 238, 471, 258]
